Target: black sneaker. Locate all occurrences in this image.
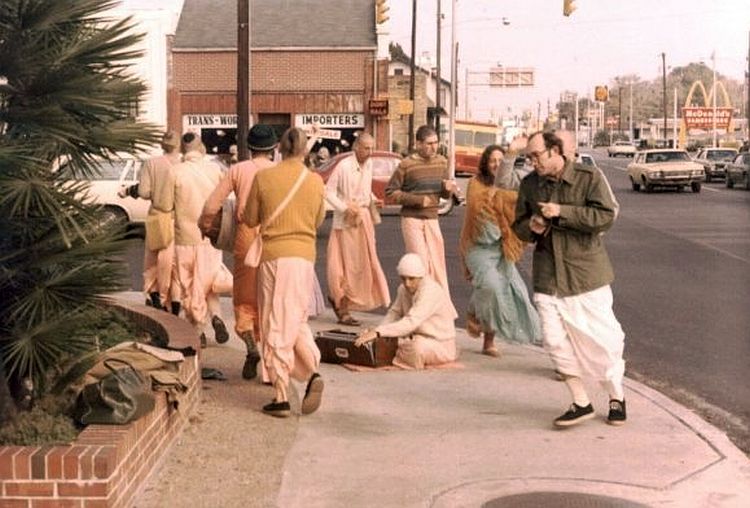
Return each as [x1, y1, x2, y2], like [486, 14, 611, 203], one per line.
[262, 400, 291, 418]
[554, 403, 595, 427]
[199, 332, 207, 349]
[212, 316, 229, 344]
[607, 399, 627, 426]
[301, 373, 324, 415]
[242, 352, 261, 380]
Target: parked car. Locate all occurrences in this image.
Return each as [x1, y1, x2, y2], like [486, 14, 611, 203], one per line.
[725, 152, 750, 190]
[693, 148, 737, 182]
[626, 149, 705, 193]
[315, 151, 462, 216]
[576, 153, 598, 168]
[607, 141, 636, 157]
[60, 154, 149, 224]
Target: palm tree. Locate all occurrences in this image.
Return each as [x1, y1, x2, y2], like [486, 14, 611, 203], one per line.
[0, 0, 159, 415]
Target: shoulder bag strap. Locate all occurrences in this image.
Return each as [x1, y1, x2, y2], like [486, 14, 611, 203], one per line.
[261, 168, 308, 230]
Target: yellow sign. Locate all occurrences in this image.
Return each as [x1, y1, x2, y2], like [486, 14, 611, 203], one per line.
[396, 99, 413, 115]
[594, 85, 609, 102]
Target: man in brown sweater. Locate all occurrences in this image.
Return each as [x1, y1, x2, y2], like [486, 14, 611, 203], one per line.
[385, 125, 458, 307]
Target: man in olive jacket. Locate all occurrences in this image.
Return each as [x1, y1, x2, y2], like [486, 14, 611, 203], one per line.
[512, 131, 627, 428]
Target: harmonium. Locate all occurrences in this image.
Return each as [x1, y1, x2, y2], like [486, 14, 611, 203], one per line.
[314, 329, 396, 367]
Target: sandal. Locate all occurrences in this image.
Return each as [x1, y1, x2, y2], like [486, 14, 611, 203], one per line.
[337, 314, 361, 326]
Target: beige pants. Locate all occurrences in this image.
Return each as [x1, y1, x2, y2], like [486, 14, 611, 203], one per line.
[174, 241, 223, 329]
[258, 257, 321, 402]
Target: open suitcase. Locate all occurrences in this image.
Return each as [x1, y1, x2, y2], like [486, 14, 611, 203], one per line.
[315, 329, 396, 367]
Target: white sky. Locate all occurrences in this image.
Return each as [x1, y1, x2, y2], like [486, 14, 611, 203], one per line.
[388, 0, 750, 121]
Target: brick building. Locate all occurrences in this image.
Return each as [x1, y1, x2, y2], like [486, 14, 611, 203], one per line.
[169, 0, 389, 156]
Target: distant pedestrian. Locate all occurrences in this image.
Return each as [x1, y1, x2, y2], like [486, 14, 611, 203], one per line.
[385, 125, 457, 313]
[355, 254, 457, 370]
[171, 133, 231, 347]
[134, 131, 182, 314]
[325, 132, 390, 325]
[512, 130, 627, 428]
[459, 144, 541, 357]
[244, 127, 326, 418]
[199, 124, 278, 380]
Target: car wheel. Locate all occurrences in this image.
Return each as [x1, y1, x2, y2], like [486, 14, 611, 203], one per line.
[630, 178, 640, 192]
[437, 197, 454, 216]
[726, 177, 734, 189]
[100, 206, 128, 229]
[691, 182, 701, 193]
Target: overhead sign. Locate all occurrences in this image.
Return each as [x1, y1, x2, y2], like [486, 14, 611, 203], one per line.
[594, 85, 609, 102]
[295, 114, 365, 129]
[368, 99, 389, 116]
[682, 107, 733, 130]
[489, 67, 534, 87]
[183, 114, 238, 129]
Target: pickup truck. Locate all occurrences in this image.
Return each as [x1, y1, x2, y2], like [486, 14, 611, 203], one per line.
[607, 141, 636, 157]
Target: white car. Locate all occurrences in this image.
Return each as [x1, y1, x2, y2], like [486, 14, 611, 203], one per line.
[576, 153, 598, 168]
[607, 141, 636, 157]
[627, 149, 705, 193]
[62, 155, 149, 224]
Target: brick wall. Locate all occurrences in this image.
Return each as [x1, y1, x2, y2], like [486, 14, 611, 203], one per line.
[388, 73, 432, 153]
[174, 50, 370, 93]
[0, 301, 201, 507]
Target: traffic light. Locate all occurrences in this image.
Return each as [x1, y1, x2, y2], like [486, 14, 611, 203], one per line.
[563, 0, 577, 16]
[376, 0, 390, 25]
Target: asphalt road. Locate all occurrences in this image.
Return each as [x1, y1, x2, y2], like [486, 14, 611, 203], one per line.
[121, 149, 750, 453]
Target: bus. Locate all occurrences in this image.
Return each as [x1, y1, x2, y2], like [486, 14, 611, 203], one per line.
[453, 120, 502, 175]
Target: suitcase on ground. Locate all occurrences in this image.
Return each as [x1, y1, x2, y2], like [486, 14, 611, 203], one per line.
[314, 329, 396, 367]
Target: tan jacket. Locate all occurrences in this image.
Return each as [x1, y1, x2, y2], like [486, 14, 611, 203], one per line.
[172, 152, 224, 246]
[201, 157, 276, 226]
[138, 154, 180, 214]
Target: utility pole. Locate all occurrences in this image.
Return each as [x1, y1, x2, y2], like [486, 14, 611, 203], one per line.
[661, 52, 667, 144]
[435, 0, 441, 137]
[448, 0, 457, 178]
[712, 51, 717, 148]
[746, 30, 750, 139]
[464, 67, 469, 119]
[617, 85, 622, 134]
[237, 0, 250, 161]
[408, 0, 417, 152]
[629, 81, 633, 142]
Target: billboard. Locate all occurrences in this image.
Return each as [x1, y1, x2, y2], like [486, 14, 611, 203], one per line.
[489, 67, 534, 87]
[681, 107, 733, 130]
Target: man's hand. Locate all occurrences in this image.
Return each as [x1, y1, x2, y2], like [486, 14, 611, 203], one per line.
[530, 214, 549, 235]
[344, 204, 361, 227]
[538, 201, 561, 219]
[508, 135, 529, 154]
[354, 329, 378, 347]
[443, 179, 458, 194]
[422, 195, 438, 208]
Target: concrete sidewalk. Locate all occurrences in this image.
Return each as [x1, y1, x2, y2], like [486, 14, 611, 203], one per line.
[127, 294, 750, 508]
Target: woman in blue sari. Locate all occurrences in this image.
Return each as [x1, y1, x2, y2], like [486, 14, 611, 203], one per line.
[459, 145, 541, 356]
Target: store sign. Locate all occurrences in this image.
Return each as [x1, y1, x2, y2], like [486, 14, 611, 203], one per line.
[295, 114, 365, 129]
[183, 114, 238, 130]
[368, 99, 389, 116]
[300, 126, 341, 140]
[682, 107, 733, 130]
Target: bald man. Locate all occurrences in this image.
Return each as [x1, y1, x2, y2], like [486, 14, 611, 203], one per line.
[325, 133, 390, 325]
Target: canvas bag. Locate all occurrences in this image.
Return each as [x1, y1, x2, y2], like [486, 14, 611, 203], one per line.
[74, 359, 156, 425]
[145, 211, 173, 251]
[245, 168, 308, 267]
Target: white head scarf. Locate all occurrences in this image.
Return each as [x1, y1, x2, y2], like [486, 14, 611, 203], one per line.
[397, 253, 426, 278]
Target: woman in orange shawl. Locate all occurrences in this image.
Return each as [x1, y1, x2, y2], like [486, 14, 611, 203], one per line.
[459, 145, 541, 356]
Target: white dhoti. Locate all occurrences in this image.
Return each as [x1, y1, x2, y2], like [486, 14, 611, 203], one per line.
[534, 285, 625, 389]
[392, 335, 457, 370]
[258, 257, 321, 402]
[174, 240, 224, 329]
[327, 211, 390, 311]
[143, 241, 180, 305]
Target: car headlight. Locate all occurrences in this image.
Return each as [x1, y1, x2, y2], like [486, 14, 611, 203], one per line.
[650, 171, 662, 179]
[692, 169, 704, 177]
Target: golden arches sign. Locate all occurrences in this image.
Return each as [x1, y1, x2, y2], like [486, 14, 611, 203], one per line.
[679, 79, 734, 148]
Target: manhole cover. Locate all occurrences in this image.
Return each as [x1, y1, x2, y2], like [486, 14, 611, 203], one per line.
[483, 492, 651, 508]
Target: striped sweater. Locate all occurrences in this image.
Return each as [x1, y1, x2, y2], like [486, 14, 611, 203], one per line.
[385, 153, 451, 219]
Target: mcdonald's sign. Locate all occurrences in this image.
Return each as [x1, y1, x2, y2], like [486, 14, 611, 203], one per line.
[682, 107, 733, 130]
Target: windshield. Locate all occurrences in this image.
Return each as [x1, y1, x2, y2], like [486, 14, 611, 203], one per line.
[645, 151, 690, 163]
[706, 150, 736, 161]
[474, 131, 496, 147]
